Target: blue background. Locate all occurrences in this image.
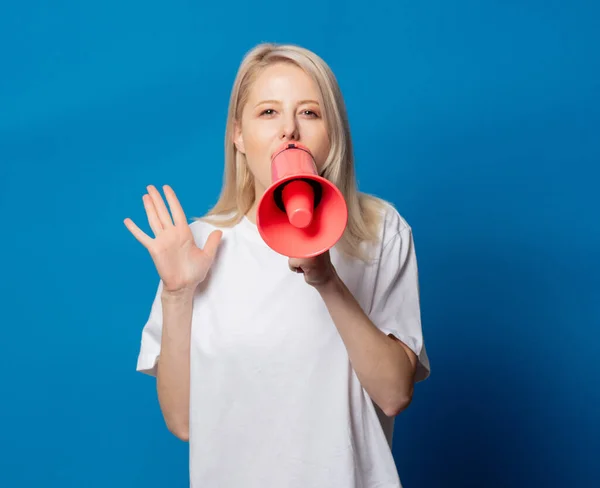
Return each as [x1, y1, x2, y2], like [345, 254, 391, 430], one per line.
[1, 1, 598, 487]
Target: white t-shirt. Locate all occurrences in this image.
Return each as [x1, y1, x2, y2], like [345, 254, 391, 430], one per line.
[136, 201, 430, 488]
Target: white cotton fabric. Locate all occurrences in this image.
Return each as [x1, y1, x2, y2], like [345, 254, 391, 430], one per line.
[136, 202, 430, 487]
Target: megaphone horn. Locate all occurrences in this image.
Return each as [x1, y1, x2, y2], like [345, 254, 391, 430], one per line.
[256, 142, 348, 258]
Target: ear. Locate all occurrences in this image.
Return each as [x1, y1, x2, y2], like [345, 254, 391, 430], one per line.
[233, 120, 246, 155]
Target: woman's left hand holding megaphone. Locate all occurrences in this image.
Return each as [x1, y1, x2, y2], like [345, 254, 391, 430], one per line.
[288, 251, 337, 288]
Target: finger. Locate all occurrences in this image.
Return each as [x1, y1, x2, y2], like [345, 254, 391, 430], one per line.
[147, 185, 174, 228]
[203, 230, 223, 261]
[123, 218, 153, 249]
[288, 259, 304, 273]
[163, 185, 188, 227]
[143, 194, 163, 236]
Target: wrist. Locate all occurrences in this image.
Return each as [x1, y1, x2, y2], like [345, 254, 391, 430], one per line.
[314, 268, 344, 296]
[161, 286, 196, 302]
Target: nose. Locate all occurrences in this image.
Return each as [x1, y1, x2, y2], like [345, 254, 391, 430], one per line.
[280, 113, 299, 141]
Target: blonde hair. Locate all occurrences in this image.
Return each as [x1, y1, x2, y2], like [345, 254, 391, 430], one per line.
[197, 42, 388, 261]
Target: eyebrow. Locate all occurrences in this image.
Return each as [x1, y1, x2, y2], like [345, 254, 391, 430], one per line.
[254, 99, 320, 107]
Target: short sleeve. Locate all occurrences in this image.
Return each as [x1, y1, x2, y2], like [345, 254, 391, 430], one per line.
[368, 225, 431, 382]
[136, 279, 164, 377]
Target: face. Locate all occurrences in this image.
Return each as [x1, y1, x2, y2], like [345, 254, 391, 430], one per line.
[234, 62, 330, 197]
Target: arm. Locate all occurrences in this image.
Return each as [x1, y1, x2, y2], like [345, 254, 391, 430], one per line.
[315, 273, 418, 417]
[156, 288, 194, 441]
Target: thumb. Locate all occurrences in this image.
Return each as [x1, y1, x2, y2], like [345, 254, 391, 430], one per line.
[203, 230, 223, 261]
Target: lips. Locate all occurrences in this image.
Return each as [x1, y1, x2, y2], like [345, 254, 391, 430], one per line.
[271, 141, 312, 160]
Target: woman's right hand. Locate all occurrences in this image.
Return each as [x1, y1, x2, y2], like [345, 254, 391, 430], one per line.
[123, 184, 223, 294]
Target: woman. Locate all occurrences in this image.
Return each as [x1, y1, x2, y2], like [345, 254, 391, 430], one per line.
[124, 43, 430, 488]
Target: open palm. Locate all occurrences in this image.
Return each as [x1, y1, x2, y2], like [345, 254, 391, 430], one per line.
[124, 184, 222, 293]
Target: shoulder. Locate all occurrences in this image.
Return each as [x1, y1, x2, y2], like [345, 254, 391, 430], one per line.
[188, 211, 238, 244]
[361, 200, 419, 277]
[360, 195, 412, 249]
[346, 194, 414, 265]
[376, 200, 412, 245]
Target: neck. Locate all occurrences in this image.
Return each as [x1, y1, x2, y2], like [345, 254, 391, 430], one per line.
[245, 201, 258, 224]
[245, 184, 265, 224]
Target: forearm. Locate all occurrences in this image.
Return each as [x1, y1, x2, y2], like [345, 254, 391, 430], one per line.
[156, 289, 194, 441]
[316, 272, 416, 417]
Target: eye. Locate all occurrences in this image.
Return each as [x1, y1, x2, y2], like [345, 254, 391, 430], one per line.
[260, 109, 276, 116]
[301, 110, 319, 118]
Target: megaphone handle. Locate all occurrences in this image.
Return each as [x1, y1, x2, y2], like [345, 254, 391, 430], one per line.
[273, 178, 323, 213]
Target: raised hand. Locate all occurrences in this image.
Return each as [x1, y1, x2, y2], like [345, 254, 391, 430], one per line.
[124, 185, 222, 294]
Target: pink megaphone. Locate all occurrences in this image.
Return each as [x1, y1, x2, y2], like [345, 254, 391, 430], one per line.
[256, 142, 348, 258]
